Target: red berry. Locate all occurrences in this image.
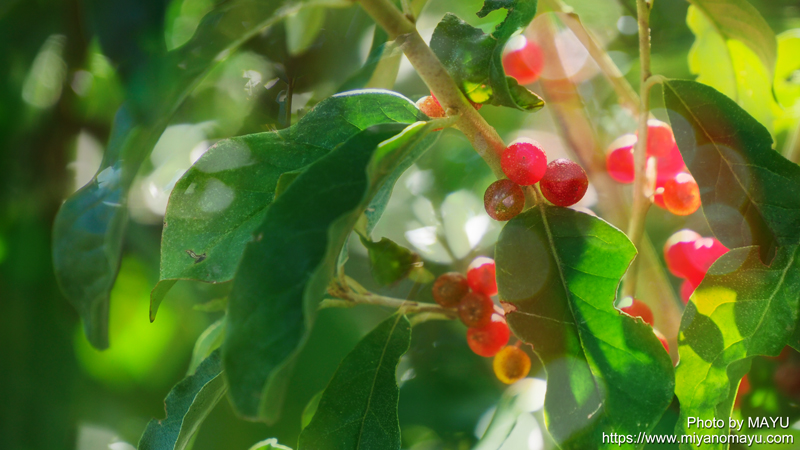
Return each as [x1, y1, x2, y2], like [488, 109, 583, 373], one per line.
[502, 37, 544, 85]
[458, 292, 494, 328]
[606, 134, 636, 184]
[664, 229, 703, 279]
[687, 237, 728, 286]
[493, 346, 531, 384]
[734, 374, 750, 409]
[663, 172, 701, 216]
[416, 95, 445, 118]
[467, 257, 497, 296]
[540, 159, 589, 207]
[501, 139, 547, 186]
[665, 231, 728, 287]
[432, 272, 469, 307]
[654, 144, 686, 184]
[484, 179, 525, 221]
[680, 279, 695, 305]
[642, 119, 675, 158]
[654, 329, 669, 353]
[467, 318, 511, 357]
[618, 298, 654, 326]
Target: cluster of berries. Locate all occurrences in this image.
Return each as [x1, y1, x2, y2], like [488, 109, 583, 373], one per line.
[606, 120, 701, 216]
[616, 298, 670, 353]
[663, 229, 728, 303]
[432, 257, 531, 384]
[485, 139, 589, 221]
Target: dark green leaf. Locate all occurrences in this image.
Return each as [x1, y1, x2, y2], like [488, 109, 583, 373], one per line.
[496, 205, 674, 450]
[152, 91, 426, 319]
[138, 350, 227, 450]
[359, 236, 421, 286]
[298, 315, 411, 450]
[222, 120, 441, 420]
[430, 0, 544, 111]
[664, 79, 800, 259]
[673, 246, 800, 449]
[54, 0, 335, 348]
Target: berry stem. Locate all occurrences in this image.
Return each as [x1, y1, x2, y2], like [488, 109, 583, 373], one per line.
[324, 278, 458, 319]
[540, 0, 640, 114]
[621, 0, 654, 299]
[357, 0, 506, 177]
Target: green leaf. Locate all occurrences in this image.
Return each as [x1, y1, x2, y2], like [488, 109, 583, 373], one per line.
[359, 236, 421, 286]
[495, 205, 674, 450]
[301, 391, 324, 430]
[775, 29, 800, 108]
[138, 350, 227, 450]
[298, 315, 411, 450]
[686, 3, 780, 132]
[285, 6, 326, 56]
[222, 119, 442, 420]
[663, 79, 800, 258]
[152, 91, 427, 319]
[188, 318, 225, 375]
[688, 0, 777, 79]
[430, 0, 544, 111]
[673, 246, 800, 450]
[54, 0, 343, 349]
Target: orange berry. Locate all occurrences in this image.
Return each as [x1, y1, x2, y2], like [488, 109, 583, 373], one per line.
[663, 172, 700, 216]
[493, 346, 532, 384]
[416, 95, 445, 118]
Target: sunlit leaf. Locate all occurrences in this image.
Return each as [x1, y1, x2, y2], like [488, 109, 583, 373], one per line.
[152, 91, 426, 319]
[223, 119, 442, 420]
[686, 4, 780, 132]
[674, 246, 800, 450]
[430, 0, 544, 111]
[663, 79, 800, 259]
[775, 29, 800, 109]
[688, 0, 777, 78]
[298, 315, 411, 450]
[138, 350, 227, 450]
[496, 205, 674, 450]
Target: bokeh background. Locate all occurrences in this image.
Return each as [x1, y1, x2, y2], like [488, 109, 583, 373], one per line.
[1, 0, 799, 449]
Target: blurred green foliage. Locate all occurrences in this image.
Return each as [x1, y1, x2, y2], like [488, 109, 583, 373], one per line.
[1, 0, 799, 449]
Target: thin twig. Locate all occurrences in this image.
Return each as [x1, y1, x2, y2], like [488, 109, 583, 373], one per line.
[540, 0, 640, 114]
[358, 0, 506, 177]
[621, 0, 654, 299]
[320, 291, 458, 318]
